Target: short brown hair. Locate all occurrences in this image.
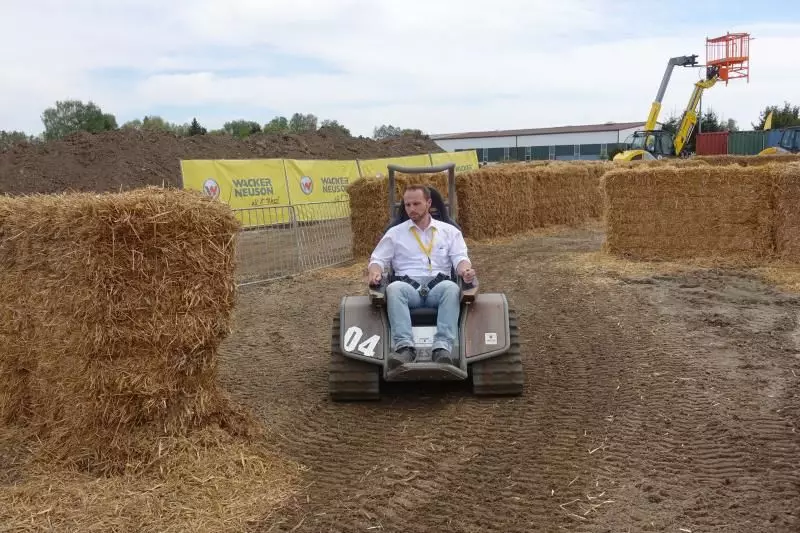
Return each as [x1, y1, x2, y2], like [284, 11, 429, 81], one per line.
[403, 185, 430, 200]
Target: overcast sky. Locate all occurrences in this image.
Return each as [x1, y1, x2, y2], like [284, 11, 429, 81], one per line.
[2, 0, 798, 138]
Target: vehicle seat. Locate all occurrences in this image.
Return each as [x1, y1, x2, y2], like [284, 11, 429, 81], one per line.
[383, 186, 460, 233]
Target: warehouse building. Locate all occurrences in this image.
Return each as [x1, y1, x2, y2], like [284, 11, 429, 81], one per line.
[430, 121, 650, 162]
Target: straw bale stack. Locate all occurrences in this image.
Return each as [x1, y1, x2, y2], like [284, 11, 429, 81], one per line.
[0, 186, 253, 473]
[457, 164, 596, 240]
[773, 162, 800, 261]
[576, 161, 614, 217]
[348, 162, 602, 256]
[610, 158, 711, 169]
[348, 172, 450, 258]
[602, 165, 778, 262]
[695, 154, 800, 167]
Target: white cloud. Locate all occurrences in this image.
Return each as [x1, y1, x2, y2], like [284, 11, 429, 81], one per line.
[1, 1, 798, 137]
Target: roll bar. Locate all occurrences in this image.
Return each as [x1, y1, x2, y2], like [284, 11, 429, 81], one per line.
[387, 162, 457, 221]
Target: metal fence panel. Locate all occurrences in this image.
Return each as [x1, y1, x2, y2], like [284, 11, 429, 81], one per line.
[233, 201, 353, 286]
[293, 201, 353, 273]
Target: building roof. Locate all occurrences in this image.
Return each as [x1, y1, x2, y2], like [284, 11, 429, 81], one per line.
[430, 121, 647, 140]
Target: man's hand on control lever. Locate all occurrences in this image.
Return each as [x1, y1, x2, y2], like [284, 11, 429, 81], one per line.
[457, 261, 476, 284]
[368, 264, 383, 286]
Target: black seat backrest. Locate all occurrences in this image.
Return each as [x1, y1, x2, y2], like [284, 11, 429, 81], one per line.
[383, 186, 460, 233]
[379, 187, 463, 282]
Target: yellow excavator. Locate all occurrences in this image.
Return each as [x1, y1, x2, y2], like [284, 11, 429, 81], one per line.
[614, 56, 721, 161]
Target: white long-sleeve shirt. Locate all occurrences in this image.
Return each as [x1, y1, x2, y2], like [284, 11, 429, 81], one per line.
[368, 218, 471, 278]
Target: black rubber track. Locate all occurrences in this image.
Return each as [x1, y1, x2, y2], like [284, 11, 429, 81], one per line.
[328, 314, 381, 401]
[470, 308, 524, 395]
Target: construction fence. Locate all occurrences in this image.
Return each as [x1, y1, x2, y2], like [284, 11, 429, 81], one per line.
[179, 151, 478, 285]
[233, 200, 353, 286]
[180, 151, 478, 228]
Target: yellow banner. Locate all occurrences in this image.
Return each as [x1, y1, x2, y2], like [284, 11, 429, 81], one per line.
[430, 150, 479, 173]
[180, 159, 291, 226]
[284, 159, 357, 203]
[283, 159, 358, 221]
[357, 154, 433, 178]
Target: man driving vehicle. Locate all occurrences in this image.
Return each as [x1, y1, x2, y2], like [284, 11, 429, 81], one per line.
[367, 184, 476, 369]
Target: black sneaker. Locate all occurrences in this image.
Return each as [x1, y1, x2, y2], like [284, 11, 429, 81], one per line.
[432, 348, 457, 366]
[388, 346, 416, 369]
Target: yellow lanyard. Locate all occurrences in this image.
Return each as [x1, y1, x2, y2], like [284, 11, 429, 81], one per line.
[410, 226, 436, 271]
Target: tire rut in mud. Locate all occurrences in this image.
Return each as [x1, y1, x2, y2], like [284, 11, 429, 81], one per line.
[218, 228, 799, 532]
[219, 229, 663, 532]
[592, 269, 800, 532]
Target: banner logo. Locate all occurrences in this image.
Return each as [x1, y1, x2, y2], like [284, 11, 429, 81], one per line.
[203, 178, 220, 200]
[300, 175, 314, 195]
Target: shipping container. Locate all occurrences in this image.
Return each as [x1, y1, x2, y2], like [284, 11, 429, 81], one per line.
[727, 130, 767, 155]
[766, 128, 784, 147]
[696, 131, 729, 155]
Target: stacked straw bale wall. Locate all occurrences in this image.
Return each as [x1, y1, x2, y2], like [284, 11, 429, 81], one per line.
[773, 163, 800, 261]
[0, 187, 250, 472]
[348, 163, 599, 256]
[456, 164, 597, 240]
[602, 164, 788, 262]
[348, 156, 799, 261]
[695, 153, 800, 167]
[349, 172, 450, 258]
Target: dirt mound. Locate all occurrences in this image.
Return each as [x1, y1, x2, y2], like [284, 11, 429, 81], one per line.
[0, 128, 443, 196]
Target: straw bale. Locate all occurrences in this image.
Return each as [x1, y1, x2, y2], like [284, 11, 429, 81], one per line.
[0, 425, 301, 532]
[348, 171, 450, 258]
[695, 154, 800, 167]
[602, 165, 778, 262]
[348, 162, 602, 256]
[576, 162, 615, 217]
[457, 164, 596, 240]
[0, 186, 257, 473]
[773, 162, 800, 261]
[610, 158, 710, 170]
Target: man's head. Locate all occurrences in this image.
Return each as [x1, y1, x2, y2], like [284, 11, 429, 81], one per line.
[402, 185, 431, 224]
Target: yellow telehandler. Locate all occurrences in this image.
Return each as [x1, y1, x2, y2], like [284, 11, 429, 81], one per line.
[615, 61, 720, 161]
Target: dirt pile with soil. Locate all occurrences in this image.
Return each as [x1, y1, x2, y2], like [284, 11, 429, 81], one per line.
[0, 128, 443, 196]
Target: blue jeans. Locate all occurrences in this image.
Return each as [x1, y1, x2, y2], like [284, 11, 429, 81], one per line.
[386, 277, 461, 353]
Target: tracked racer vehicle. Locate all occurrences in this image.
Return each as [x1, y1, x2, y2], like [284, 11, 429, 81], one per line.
[329, 162, 524, 401]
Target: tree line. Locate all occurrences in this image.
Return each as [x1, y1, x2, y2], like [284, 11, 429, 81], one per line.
[0, 99, 426, 150]
[2, 98, 798, 152]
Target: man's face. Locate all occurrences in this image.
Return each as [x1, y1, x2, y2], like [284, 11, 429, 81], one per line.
[403, 189, 430, 223]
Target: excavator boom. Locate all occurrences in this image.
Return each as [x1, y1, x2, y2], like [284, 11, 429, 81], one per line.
[672, 71, 719, 156]
[644, 54, 700, 131]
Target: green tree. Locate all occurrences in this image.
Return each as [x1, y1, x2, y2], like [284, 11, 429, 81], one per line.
[0, 130, 34, 150]
[142, 115, 189, 135]
[263, 116, 290, 134]
[122, 115, 192, 136]
[41, 100, 118, 140]
[121, 118, 143, 130]
[188, 118, 207, 136]
[753, 101, 800, 130]
[319, 119, 351, 136]
[289, 113, 318, 133]
[661, 107, 734, 153]
[373, 124, 425, 139]
[223, 119, 261, 138]
[373, 124, 403, 139]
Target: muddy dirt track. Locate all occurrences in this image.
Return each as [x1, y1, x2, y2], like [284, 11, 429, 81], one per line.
[219, 225, 800, 533]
